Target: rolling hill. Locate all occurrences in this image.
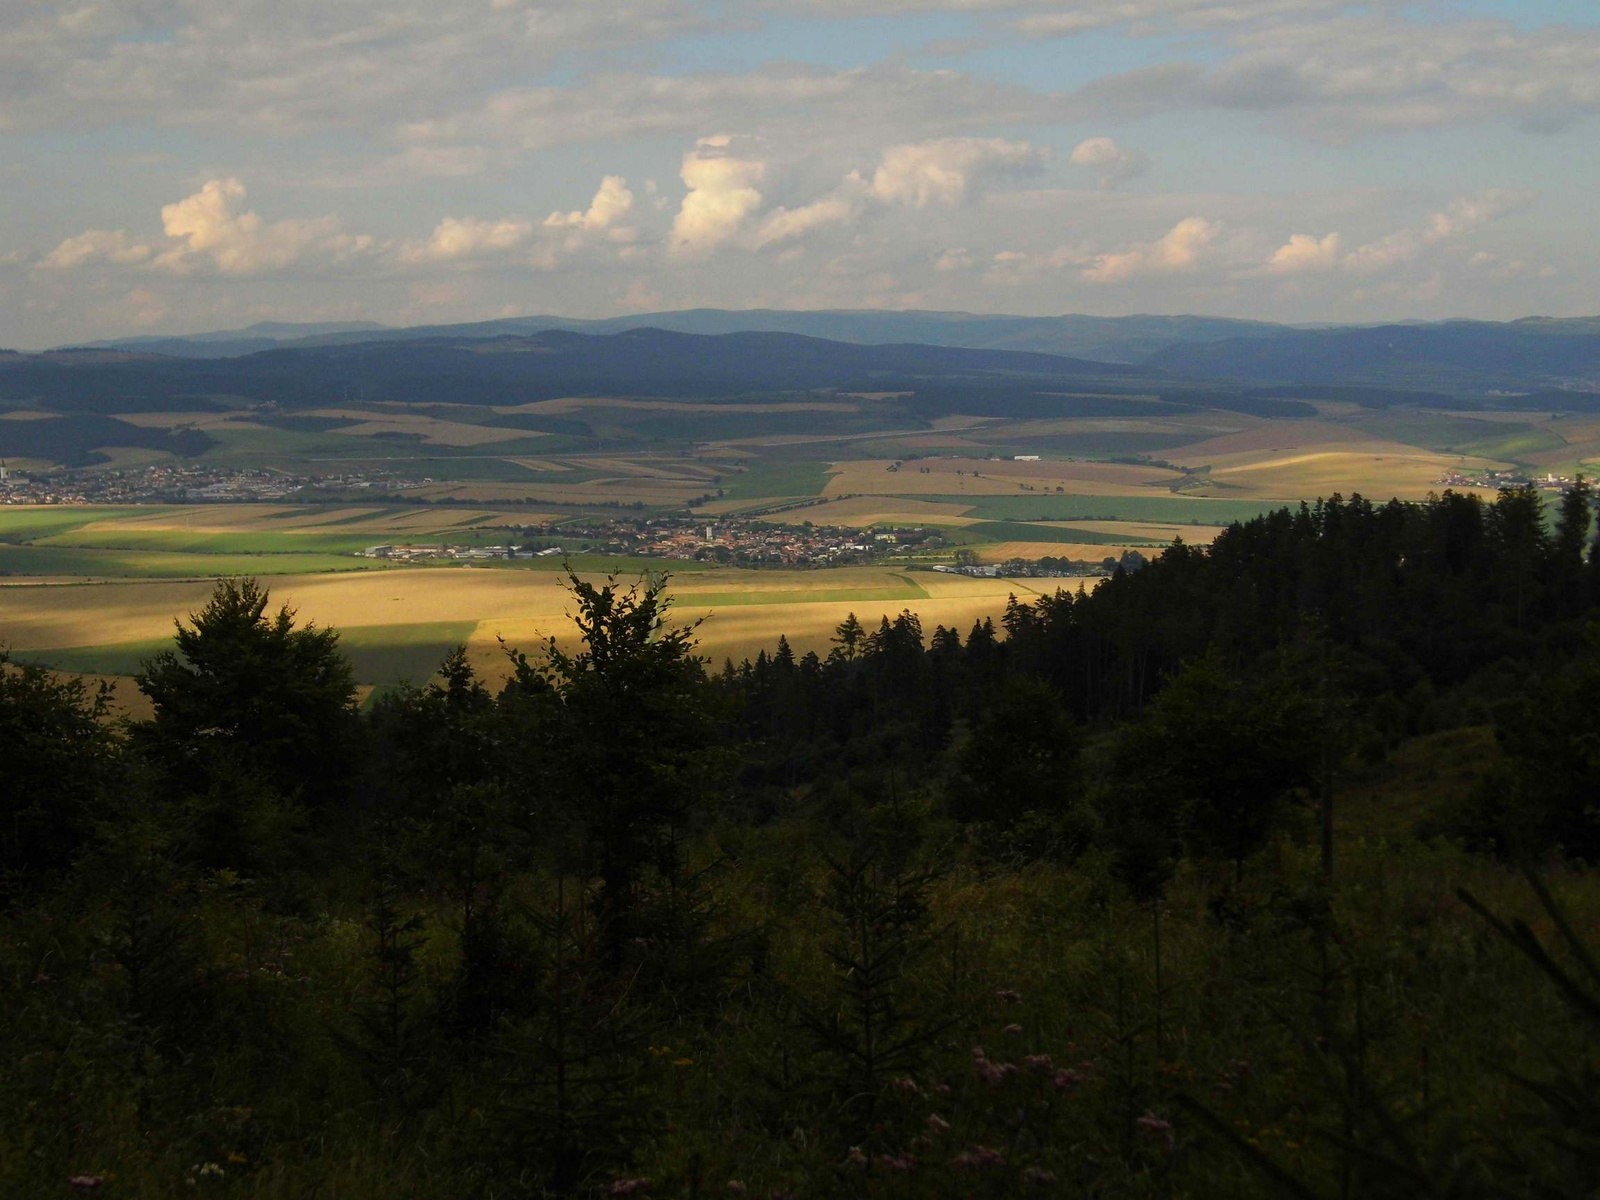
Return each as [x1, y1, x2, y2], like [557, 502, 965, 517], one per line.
[76, 310, 1288, 362]
[5, 327, 1158, 415]
[1148, 317, 1600, 394]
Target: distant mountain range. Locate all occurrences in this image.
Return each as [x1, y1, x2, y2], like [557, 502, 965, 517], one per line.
[71, 310, 1286, 362]
[2, 327, 1156, 415]
[1149, 317, 1600, 393]
[55, 309, 1600, 396]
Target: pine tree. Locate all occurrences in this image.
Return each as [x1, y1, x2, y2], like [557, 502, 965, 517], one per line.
[1553, 475, 1594, 615]
[833, 612, 865, 661]
[135, 577, 359, 814]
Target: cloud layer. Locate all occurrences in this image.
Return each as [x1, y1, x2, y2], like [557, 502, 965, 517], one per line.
[4, 0, 1595, 344]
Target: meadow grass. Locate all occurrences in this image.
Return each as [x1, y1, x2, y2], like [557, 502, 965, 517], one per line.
[3, 797, 1590, 1199]
[0, 506, 157, 541]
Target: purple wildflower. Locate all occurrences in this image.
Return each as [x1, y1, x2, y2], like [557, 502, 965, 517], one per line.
[953, 1145, 1006, 1170]
[1137, 1111, 1175, 1154]
[975, 1058, 1016, 1086]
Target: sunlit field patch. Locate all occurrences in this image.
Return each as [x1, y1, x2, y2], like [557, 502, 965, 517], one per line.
[1, 564, 1039, 687]
[1198, 448, 1506, 500]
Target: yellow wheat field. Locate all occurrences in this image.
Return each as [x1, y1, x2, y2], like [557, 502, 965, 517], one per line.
[0, 564, 1057, 670]
[1199, 448, 1507, 500]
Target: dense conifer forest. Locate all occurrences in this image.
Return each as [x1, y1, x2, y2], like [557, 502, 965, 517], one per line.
[4, 483, 1600, 1198]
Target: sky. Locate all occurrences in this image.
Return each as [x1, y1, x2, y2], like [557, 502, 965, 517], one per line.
[2, 0, 1598, 348]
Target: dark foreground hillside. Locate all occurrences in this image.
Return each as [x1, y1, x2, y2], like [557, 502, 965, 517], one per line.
[4, 481, 1600, 1198]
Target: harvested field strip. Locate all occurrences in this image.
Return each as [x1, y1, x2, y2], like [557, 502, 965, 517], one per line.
[506, 458, 574, 472]
[679, 585, 927, 608]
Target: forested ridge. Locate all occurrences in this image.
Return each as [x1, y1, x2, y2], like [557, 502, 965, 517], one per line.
[5, 483, 1600, 1198]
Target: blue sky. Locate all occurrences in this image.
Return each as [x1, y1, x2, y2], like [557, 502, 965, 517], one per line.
[2, 0, 1597, 346]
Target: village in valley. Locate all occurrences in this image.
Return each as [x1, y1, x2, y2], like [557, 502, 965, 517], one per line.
[0, 461, 429, 505]
[358, 515, 941, 567]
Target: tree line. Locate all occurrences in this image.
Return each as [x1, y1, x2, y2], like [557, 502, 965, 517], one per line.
[2, 481, 1599, 1197]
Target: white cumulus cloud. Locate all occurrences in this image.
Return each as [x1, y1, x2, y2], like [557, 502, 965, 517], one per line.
[1342, 188, 1537, 276]
[753, 197, 856, 249]
[155, 178, 371, 275]
[400, 216, 536, 264]
[1067, 136, 1149, 188]
[868, 137, 1042, 208]
[1083, 216, 1219, 283]
[1267, 231, 1341, 273]
[670, 136, 766, 258]
[41, 228, 153, 270]
[545, 174, 636, 237]
[1425, 188, 1536, 243]
[40, 179, 374, 278]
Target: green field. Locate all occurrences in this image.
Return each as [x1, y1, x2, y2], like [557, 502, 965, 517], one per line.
[959, 520, 1167, 546]
[716, 456, 834, 502]
[1452, 428, 1573, 460]
[0, 544, 397, 578]
[0, 507, 157, 541]
[36, 528, 388, 554]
